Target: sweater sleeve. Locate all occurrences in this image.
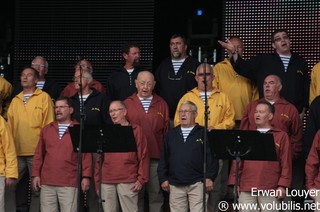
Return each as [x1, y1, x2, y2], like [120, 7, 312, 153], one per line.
[1, 117, 18, 179]
[135, 126, 150, 185]
[157, 134, 170, 184]
[32, 128, 46, 177]
[277, 132, 292, 188]
[305, 130, 320, 190]
[42, 94, 55, 127]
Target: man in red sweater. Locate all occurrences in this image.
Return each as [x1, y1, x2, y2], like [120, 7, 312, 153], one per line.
[32, 96, 92, 212]
[95, 100, 149, 212]
[229, 101, 292, 211]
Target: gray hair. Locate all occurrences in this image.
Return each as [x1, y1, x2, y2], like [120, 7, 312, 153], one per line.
[110, 100, 126, 109]
[32, 56, 48, 68]
[181, 100, 197, 112]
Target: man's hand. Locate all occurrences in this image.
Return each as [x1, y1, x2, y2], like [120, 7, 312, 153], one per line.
[276, 186, 286, 200]
[130, 180, 142, 192]
[81, 178, 90, 193]
[218, 39, 239, 61]
[5, 178, 17, 188]
[309, 188, 317, 200]
[32, 177, 41, 191]
[218, 39, 235, 53]
[205, 178, 214, 193]
[161, 180, 170, 192]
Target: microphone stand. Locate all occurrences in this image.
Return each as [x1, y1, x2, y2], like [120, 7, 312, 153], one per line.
[202, 58, 209, 212]
[77, 61, 85, 212]
[97, 129, 105, 212]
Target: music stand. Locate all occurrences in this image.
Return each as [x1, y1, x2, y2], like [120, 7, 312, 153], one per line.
[208, 129, 277, 212]
[69, 124, 137, 212]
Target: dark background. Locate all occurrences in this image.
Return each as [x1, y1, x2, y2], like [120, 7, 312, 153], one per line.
[0, 0, 223, 86]
[1, 0, 318, 89]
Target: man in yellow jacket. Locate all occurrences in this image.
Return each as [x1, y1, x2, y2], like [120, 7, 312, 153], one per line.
[6, 67, 55, 212]
[309, 61, 320, 105]
[174, 63, 235, 129]
[174, 63, 235, 212]
[213, 36, 258, 127]
[0, 114, 18, 211]
[0, 76, 13, 119]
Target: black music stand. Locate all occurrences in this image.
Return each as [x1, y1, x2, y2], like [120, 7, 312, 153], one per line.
[69, 124, 137, 212]
[208, 129, 277, 212]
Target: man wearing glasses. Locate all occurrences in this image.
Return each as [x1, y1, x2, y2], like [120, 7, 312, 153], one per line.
[158, 100, 219, 212]
[95, 100, 149, 212]
[12, 56, 62, 101]
[124, 71, 169, 212]
[69, 67, 110, 211]
[174, 63, 235, 211]
[218, 30, 309, 116]
[61, 58, 106, 97]
[154, 34, 199, 121]
[32, 96, 92, 212]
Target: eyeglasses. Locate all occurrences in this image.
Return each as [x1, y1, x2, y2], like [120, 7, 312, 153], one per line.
[55, 106, 70, 109]
[197, 72, 212, 77]
[31, 63, 46, 68]
[137, 81, 154, 87]
[72, 76, 86, 81]
[109, 108, 124, 114]
[178, 110, 194, 114]
[76, 64, 92, 71]
[273, 35, 289, 42]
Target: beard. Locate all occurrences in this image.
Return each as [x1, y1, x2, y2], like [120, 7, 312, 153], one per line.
[132, 59, 140, 67]
[172, 52, 182, 59]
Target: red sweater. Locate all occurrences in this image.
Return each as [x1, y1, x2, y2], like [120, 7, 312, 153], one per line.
[306, 130, 320, 190]
[32, 120, 92, 187]
[124, 93, 169, 159]
[228, 129, 292, 191]
[240, 98, 302, 160]
[61, 80, 106, 97]
[94, 125, 150, 190]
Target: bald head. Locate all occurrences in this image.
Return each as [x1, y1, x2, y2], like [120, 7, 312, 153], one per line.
[135, 71, 156, 98]
[195, 63, 214, 92]
[263, 75, 282, 101]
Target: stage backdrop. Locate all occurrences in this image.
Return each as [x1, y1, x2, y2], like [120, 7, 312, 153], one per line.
[223, 0, 319, 70]
[13, 0, 154, 88]
[223, 0, 320, 129]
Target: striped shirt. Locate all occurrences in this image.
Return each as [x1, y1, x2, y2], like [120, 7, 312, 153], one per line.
[58, 123, 70, 140]
[172, 58, 185, 75]
[23, 94, 32, 106]
[139, 96, 153, 113]
[79, 93, 90, 112]
[199, 92, 211, 103]
[181, 126, 194, 142]
[36, 81, 45, 90]
[279, 55, 291, 72]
